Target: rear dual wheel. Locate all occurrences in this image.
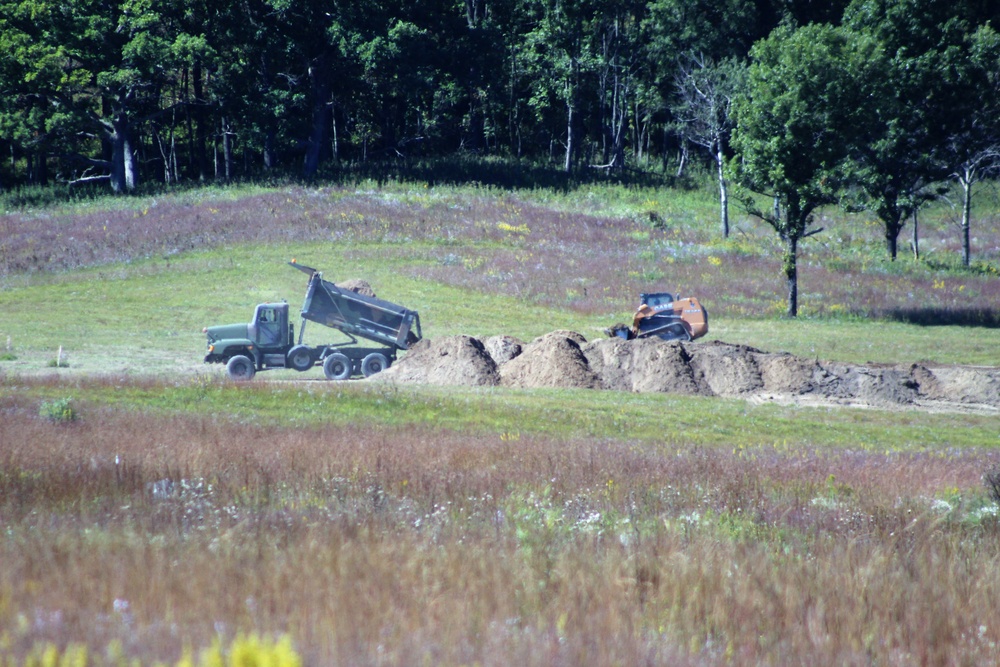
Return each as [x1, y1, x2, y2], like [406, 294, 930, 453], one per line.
[323, 353, 352, 381]
[361, 352, 390, 378]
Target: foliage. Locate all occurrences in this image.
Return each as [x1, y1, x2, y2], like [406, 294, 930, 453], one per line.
[729, 24, 881, 316]
[0, 0, 205, 191]
[1, 0, 994, 199]
[985, 464, 1000, 505]
[37, 397, 76, 422]
[7, 635, 301, 667]
[671, 54, 746, 236]
[842, 0, 1000, 261]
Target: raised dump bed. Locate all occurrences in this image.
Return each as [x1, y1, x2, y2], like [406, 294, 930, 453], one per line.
[295, 261, 421, 351]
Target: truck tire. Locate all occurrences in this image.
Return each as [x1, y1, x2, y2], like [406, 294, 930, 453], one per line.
[287, 345, 314, 372]
[323, 353, 352, 381]
[226, 355, 256, 381]
[361, 352, 389, 377]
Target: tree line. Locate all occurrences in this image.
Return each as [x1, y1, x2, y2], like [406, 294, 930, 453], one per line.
[2, 0, 999, 314]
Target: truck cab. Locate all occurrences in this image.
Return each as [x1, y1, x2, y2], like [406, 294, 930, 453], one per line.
[204, 302, 293, 366]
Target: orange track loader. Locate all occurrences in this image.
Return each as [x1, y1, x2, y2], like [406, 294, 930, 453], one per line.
[606, 292, 708, 342]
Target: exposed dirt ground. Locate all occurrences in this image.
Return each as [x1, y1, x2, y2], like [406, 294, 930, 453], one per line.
[374, 332, 1000, 414]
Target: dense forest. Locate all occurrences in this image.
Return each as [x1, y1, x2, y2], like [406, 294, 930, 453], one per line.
[0, 0, 995, 187]
[2, 0, 999, 314]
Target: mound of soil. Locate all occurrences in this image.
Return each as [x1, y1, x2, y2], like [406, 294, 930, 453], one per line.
[546, 330, 588, 346]
[369, 329, 1000, 413]
[756, 353, 823, 395]
[372, 335, 498, 386]
[816, 364, 920, 406]
[500, 332, 601, 389]
[909, 364, 948, 401]
[583, 337, 708, 395]
[480, 335, 524, 365]
[687, 341, 766, 397]
[336, 279, 376, 298]
[913, 365, 1000, 405]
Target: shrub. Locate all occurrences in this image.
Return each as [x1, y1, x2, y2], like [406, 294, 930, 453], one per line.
[984, 464, 1000, 505]
[39, 397, 77, 423]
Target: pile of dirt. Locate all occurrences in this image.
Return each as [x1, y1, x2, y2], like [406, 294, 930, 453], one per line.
[755, 353, 823, 395]
[500, 332, 601, 390]
[481, 335, 523, 365]
[908, 365, 1000, 406]
[583, 337, 708, 395]
[336, 279, 376, 298]
[373, 335, 498, 386]
[687, 341, 767, 397]
[372, 330, 1000, 412]
[814, 363, 920, 406]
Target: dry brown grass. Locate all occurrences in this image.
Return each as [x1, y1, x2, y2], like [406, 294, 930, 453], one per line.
[3, 389, 1000, 666]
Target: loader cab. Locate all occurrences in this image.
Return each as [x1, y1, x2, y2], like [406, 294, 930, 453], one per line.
[248, 302, 290, 349]
[639, 292, 675, 308]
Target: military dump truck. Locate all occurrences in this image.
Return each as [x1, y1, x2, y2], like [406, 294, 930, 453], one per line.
[203, 260, 422, 381]
[606, 292, 708, 342]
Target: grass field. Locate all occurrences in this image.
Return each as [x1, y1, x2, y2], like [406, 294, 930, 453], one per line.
[2, 176, 1000, 665]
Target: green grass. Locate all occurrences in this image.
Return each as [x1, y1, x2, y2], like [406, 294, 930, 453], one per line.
[708, 317, 1000, 366]
[0, 242, 601, 376]
[2, 239, 997, 377]
[5, 377, 997, 451]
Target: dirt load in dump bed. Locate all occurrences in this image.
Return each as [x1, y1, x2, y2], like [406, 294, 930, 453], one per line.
[336, 279, 377, 298]
[371, 331, 1000, 413]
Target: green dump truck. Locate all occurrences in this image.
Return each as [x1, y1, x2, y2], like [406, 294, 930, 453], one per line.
[203, 261, 422, 381]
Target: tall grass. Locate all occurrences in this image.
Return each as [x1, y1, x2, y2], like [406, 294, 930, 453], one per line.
[3, 180, 997, 321]
[2, 379, 1000, 665]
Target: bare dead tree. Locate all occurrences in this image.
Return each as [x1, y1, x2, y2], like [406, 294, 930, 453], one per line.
[672, 54, 746, 238]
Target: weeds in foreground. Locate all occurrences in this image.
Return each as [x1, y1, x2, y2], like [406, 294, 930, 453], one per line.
[3, 384, 1000, 666]
[8, 634, 301, 667]
[984, 464, 1000, 505]
[37, 397, 76, 423]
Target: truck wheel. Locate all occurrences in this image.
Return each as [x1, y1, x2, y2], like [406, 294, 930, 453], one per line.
[226, 355, 256, 381]
[323, 353, 352, 381]
[361, 352, 389, 377]
[287, 345, 314, 372]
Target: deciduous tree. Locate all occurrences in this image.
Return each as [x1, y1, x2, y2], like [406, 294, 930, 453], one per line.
[730, 24, 879, 316]
[844, 0, 1000, 260]
[0, 0, 196, 191]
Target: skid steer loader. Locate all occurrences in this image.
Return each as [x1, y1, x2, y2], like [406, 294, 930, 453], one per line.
[606, 292, 708, 342]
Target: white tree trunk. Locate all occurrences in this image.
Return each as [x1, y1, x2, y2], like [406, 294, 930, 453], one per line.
[961, 168, 973, 267]
[716, 143, 729, 238]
